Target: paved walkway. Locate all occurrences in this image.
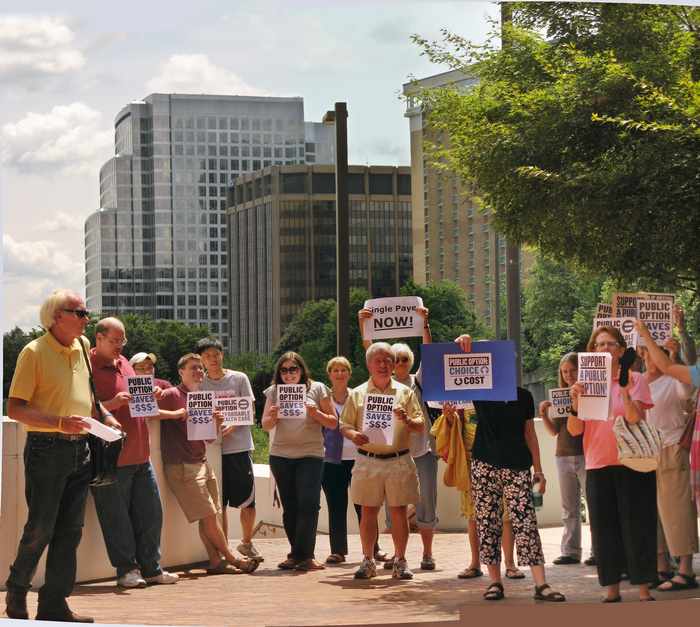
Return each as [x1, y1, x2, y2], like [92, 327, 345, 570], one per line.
[9, 525, 700, 626]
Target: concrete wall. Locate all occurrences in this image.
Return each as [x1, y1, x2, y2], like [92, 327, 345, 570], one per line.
[1, 417, 564, 586]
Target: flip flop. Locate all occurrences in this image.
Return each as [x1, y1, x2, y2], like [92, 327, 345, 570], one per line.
[505, 567, 525, 579]
[325, 553, 346, 564]
[656, 573, 698, 591]
[458, 567, 483, 579]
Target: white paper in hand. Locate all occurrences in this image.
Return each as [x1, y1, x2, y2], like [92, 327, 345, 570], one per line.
[84, 417, 122, 442]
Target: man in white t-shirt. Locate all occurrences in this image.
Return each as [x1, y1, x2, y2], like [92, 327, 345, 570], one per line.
[197, 338, 263, 563]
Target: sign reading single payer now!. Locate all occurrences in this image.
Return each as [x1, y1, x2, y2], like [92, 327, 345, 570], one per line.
[277, 384, 306, 419]
[362, 296, 424, 340]
[362, 393, 395, 445]
[444, 353, 493, 391]
[187, 391, 216, 440]
[126, 374, 158, 417]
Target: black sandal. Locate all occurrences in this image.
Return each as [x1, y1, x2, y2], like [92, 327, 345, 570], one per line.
[534, 583, 566, 602]
[657, 573, 698, 591]
[483, 582, 504, 601]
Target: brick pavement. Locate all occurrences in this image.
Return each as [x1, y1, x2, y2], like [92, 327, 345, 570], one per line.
[7, 525, 700, 626]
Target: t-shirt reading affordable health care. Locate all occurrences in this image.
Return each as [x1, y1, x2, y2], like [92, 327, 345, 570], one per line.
[126, 374, 158, 418]
[444, 353, 493, 391]
[362, 393, 395, 445]
[577, 352, 612, 421]
[186, 390, 216, 440]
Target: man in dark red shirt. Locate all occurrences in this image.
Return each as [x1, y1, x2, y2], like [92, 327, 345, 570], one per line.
[90, 317, 178, 588]
[157, 353, 258, 575]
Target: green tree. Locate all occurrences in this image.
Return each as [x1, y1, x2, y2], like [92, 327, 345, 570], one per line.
[3, 326, 42, 398]
[413, 2, 700, 292]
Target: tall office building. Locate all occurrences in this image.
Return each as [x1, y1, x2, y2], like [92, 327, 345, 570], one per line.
[227, 164, 412, 354]
[403, 70, 528, 329]
[85, 93, 334, 348]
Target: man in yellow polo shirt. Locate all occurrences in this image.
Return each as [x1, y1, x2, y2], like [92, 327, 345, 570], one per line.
[4, 289, 120, 623]
[340, 342, 424, 581]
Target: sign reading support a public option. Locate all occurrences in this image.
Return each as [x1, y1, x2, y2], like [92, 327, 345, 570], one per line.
[187, 391, 216, 440]
[214, 392, 255, 426]
[419, 341, 518, 402]
[577, 352, 611, 421]
[126, 375, 158, 417]
[612, 292, 640, 318]
[362, 393, 395, 445]
[277, 384, 307, 419]
[362, 296, 424, 340]
[593, 317, 639, 349]
[547, 388, 572, 419]
[638, 294, 674, 346]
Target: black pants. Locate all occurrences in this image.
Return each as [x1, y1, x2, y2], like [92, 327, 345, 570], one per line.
[6, 434, 91, 609]
[269, 455, 323, 561]
[321, 460, 380, 556]
[586, 465, 656, 587]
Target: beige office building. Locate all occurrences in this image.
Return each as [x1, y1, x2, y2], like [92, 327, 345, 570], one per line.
[403, 69, 528, 330]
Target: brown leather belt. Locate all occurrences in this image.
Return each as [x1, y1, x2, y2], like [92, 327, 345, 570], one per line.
[357, 448, 409, 460]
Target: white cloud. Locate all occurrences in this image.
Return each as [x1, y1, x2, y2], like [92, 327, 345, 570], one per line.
[0, 102, 112, 175]
[2, 234, 85, 330]
[146, 54, 268, 96]
[40, 210, 85, 233]
[0, 15, 86, 80]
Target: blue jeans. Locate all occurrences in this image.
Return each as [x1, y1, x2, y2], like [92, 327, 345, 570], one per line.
[6, 434, 91, 608]
[91, 461, 163, 578]
[269, 456, 323, 561]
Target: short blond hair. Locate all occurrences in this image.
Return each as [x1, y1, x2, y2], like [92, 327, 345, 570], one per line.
[177, 353, 202, 370]
[391, 343, 414, 369]
[39, 289, 80, 330]
[326, 356, 352, 375]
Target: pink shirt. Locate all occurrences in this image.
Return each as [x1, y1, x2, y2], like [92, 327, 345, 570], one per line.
[582, 371, 654, 470]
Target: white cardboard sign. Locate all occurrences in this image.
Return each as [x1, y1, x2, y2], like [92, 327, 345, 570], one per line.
[443, 353, 493, 391]
[612, 292, 640, 318]
[595, 303, 613, 320]
[363, 296, 424, 340]
[426, 400, 475, 411]
[214, 393, 255, 426]
[577, 353, 611, 421]
[187, 391, 216, 440]
[126, 375, 158, 418]
[362, 393, 395, 445]
[593, 317, 638, 349]
[547, 388, 572, 419]
[277, 384, 307, 419]
[638, 296, 673, 346]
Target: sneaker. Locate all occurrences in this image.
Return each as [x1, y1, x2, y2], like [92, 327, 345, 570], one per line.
[237, 541, 264, 562]
[392, 558, 414, 580]
[354, 558, 377, 579]
[420, 556, 436, 570]
[117, 569, 147, 588]
[383, 555, 396, 570]
[553, 555, 580, 565]
[145, 570, 179, 585]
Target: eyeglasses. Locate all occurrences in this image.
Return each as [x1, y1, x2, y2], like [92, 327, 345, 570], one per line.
[103, 336, 128, 347]
[280, 366, 300, 375]
[594, 341, 620, 349]
[63, 309, 90, 319]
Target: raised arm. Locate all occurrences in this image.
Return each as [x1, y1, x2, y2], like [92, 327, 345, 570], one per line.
[636, 320, 693, 385]
[357, 308, 372, 351]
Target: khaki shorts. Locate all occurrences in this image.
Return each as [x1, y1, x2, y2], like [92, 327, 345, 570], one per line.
[351, 453, 420, 507]
[164, 461, 221, 523]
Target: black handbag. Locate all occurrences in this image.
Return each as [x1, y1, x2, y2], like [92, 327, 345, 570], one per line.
[79, 338, 126, 487]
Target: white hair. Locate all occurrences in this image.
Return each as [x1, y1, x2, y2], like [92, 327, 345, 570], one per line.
[39, 289, 80, 330]
[391, 342, 415, 369]
[365, 342, 394, 364]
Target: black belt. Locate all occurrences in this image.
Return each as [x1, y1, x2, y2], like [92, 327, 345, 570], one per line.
[28, 432, 88, 442]
[357, 448, 409, 460]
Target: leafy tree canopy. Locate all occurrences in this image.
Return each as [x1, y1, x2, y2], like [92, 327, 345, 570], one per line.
[413, 2, 700, 293]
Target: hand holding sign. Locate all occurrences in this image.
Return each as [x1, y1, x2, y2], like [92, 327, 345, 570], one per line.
[187, 391, 216, 440]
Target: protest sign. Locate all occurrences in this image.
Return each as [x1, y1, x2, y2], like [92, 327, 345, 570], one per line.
[187, 391, 216, 440]
[612, 292, 640, 318]
[595, 303, 613, 320]
[362, 393, 395, 445]
[426, 400, 475, 411]
[362, 296, 424, 340]
[126, 375, 158, 418]
[547, 388, 572, 419]
[214, 393, 255, 426]
[593, 317, 638, 349]
[277, 384, 307, 419]
[638, 294, 674, 346]
[420, 341, 517, 401]
[577, 353, 611, 421]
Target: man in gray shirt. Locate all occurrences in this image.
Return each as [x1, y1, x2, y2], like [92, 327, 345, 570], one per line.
[197, 338, 263, 562]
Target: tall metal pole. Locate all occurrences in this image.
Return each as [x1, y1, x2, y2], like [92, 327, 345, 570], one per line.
[334, 102, 350, 357]
[501, 2, 522, 384]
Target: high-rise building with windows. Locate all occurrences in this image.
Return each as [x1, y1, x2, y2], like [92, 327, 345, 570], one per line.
[85, 93, 334, 349]
[403, 70, 530, 330]
[227, 165, 412, 354]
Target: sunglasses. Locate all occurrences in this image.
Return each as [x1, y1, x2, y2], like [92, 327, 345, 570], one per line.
[280, 366, 300, 375]
[395, 356, 411, 363]
[63, 308, 90, 319]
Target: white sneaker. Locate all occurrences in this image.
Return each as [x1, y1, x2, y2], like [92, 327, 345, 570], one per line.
[237, 541, 264, 562]
[117, 569, 147, 588]
[145, 570, 179, 585]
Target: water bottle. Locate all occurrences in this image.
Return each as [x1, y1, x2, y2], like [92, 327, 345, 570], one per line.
[532, 476, 543, 509]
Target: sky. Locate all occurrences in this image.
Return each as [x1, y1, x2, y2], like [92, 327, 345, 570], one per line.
[0, 0, 501, 331]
